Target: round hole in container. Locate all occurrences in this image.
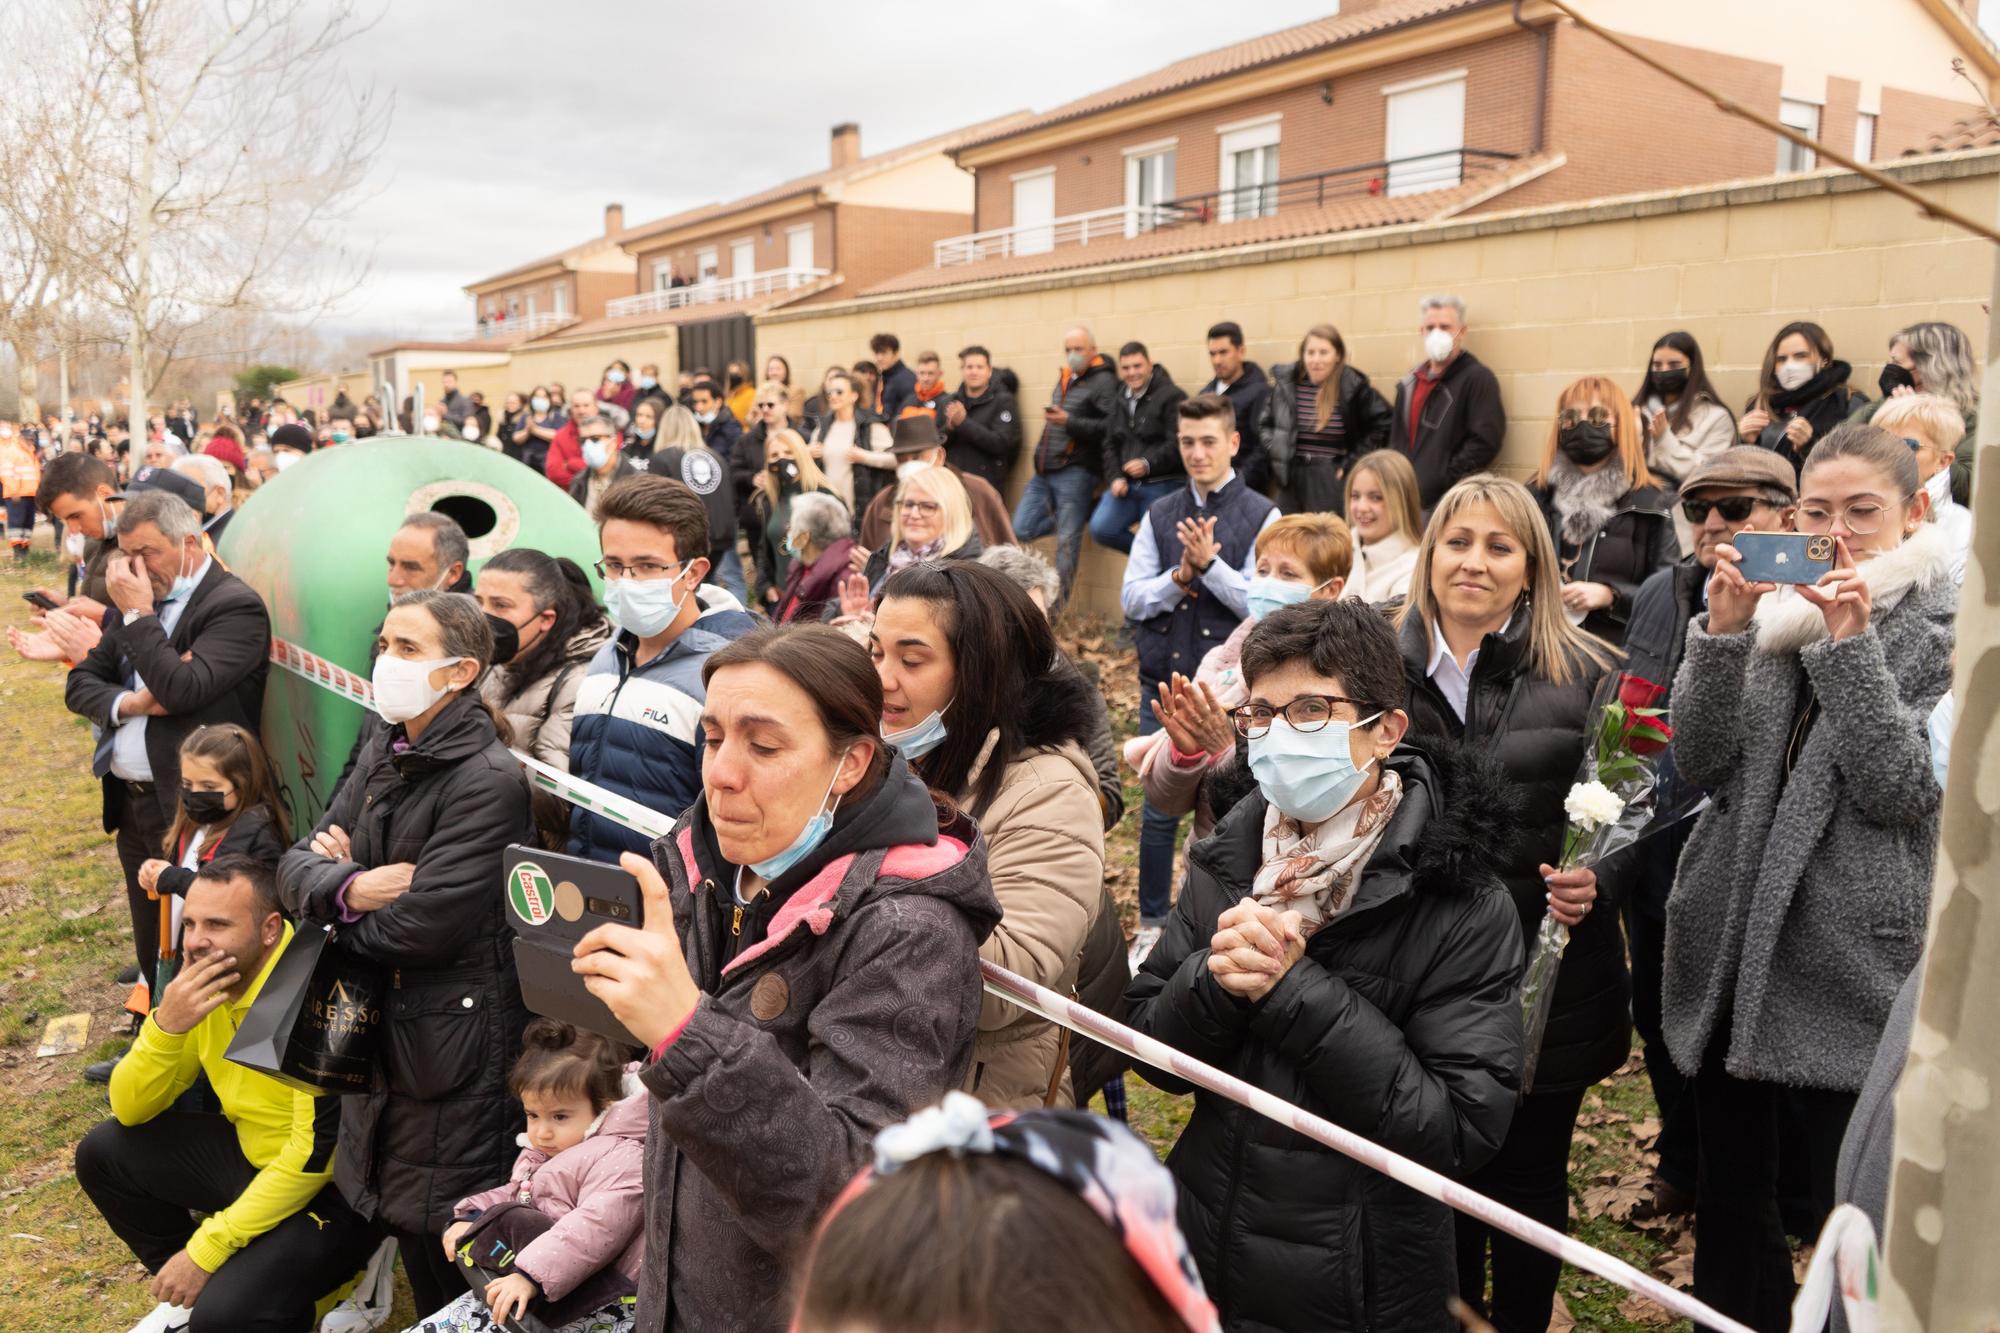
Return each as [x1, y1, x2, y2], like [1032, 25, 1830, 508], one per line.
[406, 480, 520, 561]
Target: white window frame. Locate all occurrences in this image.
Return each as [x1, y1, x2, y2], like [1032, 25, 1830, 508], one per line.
[1381, 68, 1468, 197]
[1217, 115, 1282, 223]
[1122, 137, 1178, 235]
[1009, 166, 1057, 255]
[1778, 97, 1821, 172]
[1854, 110, 1878, 163]
[785, 223, 814, 272]
[696, 247, 719, 282]
[729, 237, 756, 278]
[652, 259, 674, 292]
[551, 282, 568, 317]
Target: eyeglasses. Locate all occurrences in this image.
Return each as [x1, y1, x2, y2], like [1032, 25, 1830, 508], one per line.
[898, 499, 942, 517]
[1900, 436, 1923, 452]
[1556, 406, 1616, 429]
[595, 558, 684, 580]
[1228, 695, 1381, 739]
[1681, 496, 1764, 524]
[1796, 502, 1890, 536]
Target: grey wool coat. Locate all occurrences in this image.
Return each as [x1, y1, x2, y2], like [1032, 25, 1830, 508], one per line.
[1662, 523, 1955, 1091]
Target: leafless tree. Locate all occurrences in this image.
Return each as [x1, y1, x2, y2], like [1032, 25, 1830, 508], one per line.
[42, 0, 390, 432]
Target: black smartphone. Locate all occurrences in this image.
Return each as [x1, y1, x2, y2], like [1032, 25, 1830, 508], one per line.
[21, 590, 60, 612]
[1734, 532, 1836, 585]
[501, 845, 646, 1049]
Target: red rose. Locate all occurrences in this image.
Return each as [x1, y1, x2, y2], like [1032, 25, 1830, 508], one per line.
[1615, 673, 1672, 755]
[1617, 673, 1666, 714]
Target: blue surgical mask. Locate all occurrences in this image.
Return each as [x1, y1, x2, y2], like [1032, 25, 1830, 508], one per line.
[636, 427, 656, 440]
[637, 375, 657, 390]
[694, 410, 717, 425]
[605, 569, 688, 638]
[531, 396, 550, 414]
[1245, 575, 1328, 622]
[1248, 713, 1382, 824]
[582, 438, 612, 471]
[884, 700, 951, 761]
[749, 749, 850, 880]
[782, 533, 802, 560]
[606, 369, 627, 386]
[165, 546, 199, 602]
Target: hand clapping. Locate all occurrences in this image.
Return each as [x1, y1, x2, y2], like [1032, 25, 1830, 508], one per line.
[1207, 897, 1304, 1002]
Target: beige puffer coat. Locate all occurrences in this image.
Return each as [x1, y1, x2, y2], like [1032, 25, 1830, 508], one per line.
[958, 725, 1105, 1110]
[480, 621, 613, 769]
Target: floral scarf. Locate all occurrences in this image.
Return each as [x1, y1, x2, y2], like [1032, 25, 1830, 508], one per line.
[887, 536, 945, 574]
[1252, 769, 1402, 936]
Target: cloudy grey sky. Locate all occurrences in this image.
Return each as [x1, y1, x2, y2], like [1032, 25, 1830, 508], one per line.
[331, 1, 1342, 340]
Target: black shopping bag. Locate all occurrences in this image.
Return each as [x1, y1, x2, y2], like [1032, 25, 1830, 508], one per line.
[226, 922, 388, 1094]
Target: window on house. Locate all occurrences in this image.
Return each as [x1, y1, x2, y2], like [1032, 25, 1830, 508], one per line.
[730, 238, 756, 278]
[1218, 118, 1281, 221]
[1854, 111, 1878, 163]
[1123, 142, 1177, 234]
[696, 247, 719, 282]
[1383, 71, 1467, 196]
[525, 291, 537, 318]
[552, 283, 568, 317]
[787, 224, 814, 272]
[1011, 169, 1056, 255]
[1778, 98, 1820, 172]
[653, 259, 673, 292]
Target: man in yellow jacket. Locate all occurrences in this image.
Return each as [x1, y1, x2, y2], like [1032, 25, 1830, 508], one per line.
[76, 856, 379, 1333]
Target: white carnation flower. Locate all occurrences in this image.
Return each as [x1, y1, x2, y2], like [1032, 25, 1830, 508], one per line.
[1564, 780, 1625, 831]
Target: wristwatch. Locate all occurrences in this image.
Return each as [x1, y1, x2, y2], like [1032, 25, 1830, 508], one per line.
[122, 608, 146, 626]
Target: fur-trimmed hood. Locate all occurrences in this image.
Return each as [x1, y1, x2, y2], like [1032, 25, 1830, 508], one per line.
[1752, 523, 1953, 655]
[962, 652, 1104, 792]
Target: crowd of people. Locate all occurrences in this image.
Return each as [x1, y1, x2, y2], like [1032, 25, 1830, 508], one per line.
[0, 294, 1978, 1333]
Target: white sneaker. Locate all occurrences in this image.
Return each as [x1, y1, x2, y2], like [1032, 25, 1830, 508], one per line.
[1128, 924, 1163, 972]
[126, 1303, 192, 1333]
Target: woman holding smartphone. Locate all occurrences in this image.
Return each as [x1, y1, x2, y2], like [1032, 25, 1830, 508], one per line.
[1664, 422, 1955, 1331]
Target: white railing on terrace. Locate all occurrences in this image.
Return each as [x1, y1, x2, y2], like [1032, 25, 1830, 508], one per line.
[933, 205, 1181, 267]
[605, 267, 831, 318]
[475, 311, 573, 338]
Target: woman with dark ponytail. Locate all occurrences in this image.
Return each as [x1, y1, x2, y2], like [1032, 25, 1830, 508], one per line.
[475, 548, 612, 769]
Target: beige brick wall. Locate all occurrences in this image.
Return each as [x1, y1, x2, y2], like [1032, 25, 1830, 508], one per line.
[757, 156, 1998, 615]
[970, 30, 1544, 233]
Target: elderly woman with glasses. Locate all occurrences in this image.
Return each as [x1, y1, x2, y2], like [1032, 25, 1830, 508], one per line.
[1125, 597, 1524, 1333]
[1525, 375, 1678, 649]
[849, 464, 983, 602]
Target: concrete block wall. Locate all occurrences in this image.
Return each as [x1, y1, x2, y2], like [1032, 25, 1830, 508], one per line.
[756, 153, 1999, 615]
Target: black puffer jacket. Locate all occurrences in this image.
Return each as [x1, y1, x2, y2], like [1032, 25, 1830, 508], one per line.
[1101, 364, 1189, 488]
[1126, 744, 1525, 1333]
[1527, 478, 1678, 646]
[278, 693, 534, 1233]
[1397, 612, 1630, 1092]
[942, 383, 1023, 491]
[1262, 362, 1394, 490]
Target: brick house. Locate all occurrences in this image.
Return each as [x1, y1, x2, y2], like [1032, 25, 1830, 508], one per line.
[463, 205, 640, 338]
[879, 0, 1995, 295]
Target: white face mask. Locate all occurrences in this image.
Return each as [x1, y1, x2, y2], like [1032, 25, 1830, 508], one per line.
[896, 459, 931, 481]
[372, 654, 467, 724]
[1775, 362, 1815, 391]
[582, 438, 612, 471]
[422, 416, 440, 433]
[1423, 329, 1455, 364]
[462, 422, 481, 441]
[273, 451, 300, 471]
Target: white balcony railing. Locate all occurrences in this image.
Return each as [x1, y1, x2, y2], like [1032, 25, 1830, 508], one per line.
[932, 205, 1182, 267]
[606, 266, 831, 319]
[475, 311, 573, 339]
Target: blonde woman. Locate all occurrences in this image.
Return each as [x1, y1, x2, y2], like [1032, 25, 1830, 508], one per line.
[1394, 474, 1621, 1333]
[1525, 375, 1677, 649]
[1341, 449, 1424, 604]
[809, 370, 896, 511]
[854, 463, 980, 597]
[746, 427, 841, 609]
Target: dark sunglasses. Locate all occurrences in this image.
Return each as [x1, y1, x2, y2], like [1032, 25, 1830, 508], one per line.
[1681, 495, 1762, 523]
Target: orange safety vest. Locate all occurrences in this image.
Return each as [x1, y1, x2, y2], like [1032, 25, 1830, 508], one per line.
[0, 439, 40, 499]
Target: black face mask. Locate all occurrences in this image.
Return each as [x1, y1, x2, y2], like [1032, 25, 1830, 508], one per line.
[727, 372, 746, 391]
[485, 613, 521, 666]
[1878, 362, 1917, 397]
[1558, 422, 1617, 466]
[182, 788, 231, 825]
[1649, 367, 1689, 397]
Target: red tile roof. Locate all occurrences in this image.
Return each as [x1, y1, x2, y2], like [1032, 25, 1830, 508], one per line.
[617, 111, 1035, 249]
[858, 152, 1561, 297]
[1906, 110, 2000, 155]
[955, 0, 1494, 151]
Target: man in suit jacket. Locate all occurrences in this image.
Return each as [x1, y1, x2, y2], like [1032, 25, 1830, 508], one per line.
[65, 488, 270, 1006]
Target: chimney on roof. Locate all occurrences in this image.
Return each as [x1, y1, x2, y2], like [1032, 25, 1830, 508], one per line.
[604, 203, 624, 236]
[830, 123, 861, 169]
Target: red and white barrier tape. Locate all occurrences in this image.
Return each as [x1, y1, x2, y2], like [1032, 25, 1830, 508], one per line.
[270, 633, 1872, 1333]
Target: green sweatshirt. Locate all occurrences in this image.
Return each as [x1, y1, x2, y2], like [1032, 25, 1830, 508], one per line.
[107, 923, 341, 1273]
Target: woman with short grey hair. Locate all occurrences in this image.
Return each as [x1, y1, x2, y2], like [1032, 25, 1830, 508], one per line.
[775, 490, 856, 624]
